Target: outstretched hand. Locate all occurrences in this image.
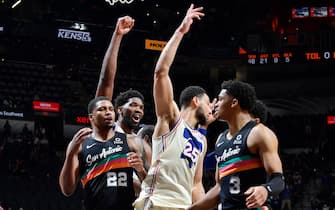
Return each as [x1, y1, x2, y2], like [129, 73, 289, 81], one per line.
[178, 4, 205, 34]
[208, 98, 218, 124]
[127, 152, 144, 172]
[200, 98, 218, 129]
[244, 186, 268, 209]
[115, 16, 135, 35]
[68, 127, 92, 155]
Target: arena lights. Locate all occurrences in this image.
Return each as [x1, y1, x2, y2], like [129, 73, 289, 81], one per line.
[71, 23, 87, 31]
[105, 0, 134, 6]
[11, 0, 21, 8]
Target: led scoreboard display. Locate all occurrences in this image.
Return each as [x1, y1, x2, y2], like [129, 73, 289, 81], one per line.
[247, 52, 293, 64]
[245, 51, 335, 65]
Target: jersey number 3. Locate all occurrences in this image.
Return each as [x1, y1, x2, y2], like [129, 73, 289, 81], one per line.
[229, 175, 241, 194]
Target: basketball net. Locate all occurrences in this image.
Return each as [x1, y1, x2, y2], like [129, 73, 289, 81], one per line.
[105, 0, 135, 6]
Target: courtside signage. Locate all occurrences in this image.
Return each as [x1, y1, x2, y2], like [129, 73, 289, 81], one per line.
[76, 116, 90, 125]
[0, 110, 24, 118]
[33, 101, 60, 112]
[145, 39, 167, 51]
[327, 116, 335, 125]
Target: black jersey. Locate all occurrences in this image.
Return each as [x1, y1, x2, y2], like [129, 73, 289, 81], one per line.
[215, 121, 268, 210]
[78, 132, 135, 210]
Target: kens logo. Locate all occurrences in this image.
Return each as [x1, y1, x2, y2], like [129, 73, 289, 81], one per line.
[57, 29, 92, 42]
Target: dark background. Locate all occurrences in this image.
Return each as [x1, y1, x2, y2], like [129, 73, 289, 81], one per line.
[1, 0, 335, 209]
[1, 0, 335, 115]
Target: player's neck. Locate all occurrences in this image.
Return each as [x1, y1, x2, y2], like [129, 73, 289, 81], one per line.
[116, 120, 133, 134]
[181, 109, 198, 129]
[228, 112, 252, 137]
[92, 127, 115, 142]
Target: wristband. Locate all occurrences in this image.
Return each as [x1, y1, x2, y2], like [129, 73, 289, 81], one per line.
[198, 128, 207, 136]
[261, 173, 285, 198]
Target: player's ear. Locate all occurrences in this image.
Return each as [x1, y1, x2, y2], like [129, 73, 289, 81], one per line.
[191, 96, 199, 108]
[88, 113, 94, 122]
[117, 106, 123, 115]
[231, 98, 238, 107]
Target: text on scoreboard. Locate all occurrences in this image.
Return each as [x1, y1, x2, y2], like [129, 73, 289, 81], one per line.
[245, 51, 335, 64]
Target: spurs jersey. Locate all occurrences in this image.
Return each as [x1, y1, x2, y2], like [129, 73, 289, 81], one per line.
[215, 121, 268, 210]
[134, 117, 205, 209]
[79, 132, 135, 210]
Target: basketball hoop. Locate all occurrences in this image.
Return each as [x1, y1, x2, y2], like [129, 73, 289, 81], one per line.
[105, 0, 135, 6]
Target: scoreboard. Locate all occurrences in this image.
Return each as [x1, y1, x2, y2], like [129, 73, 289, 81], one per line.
[244, 50, 335, 65]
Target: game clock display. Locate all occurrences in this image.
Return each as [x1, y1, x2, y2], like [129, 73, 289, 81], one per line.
[244, 51, 335, 65]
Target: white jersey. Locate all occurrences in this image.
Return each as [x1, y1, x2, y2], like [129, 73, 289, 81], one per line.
[134, 117, 205, 209]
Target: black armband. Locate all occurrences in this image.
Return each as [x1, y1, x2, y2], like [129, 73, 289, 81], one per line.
[262, 173, 285, 198]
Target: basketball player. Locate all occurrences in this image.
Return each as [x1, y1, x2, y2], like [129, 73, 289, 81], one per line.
[134, 4, 216, 210]
[113, 89, 150, 167]
[95, 15, 134, 99]
[59, 96, 147, 210]
[250, 99, 268, 124]
[94, 16, 152, 194]
[188, 80, 284, 210]
[135, 124, 155, 170]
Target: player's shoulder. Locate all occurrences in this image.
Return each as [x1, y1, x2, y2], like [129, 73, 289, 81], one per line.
[250, 123, 277, 142]
[252, 123, 273, 133]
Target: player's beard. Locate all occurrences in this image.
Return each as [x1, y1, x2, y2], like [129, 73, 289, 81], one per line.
[196, 106, 207, 126]
[123, 113, 138, 131]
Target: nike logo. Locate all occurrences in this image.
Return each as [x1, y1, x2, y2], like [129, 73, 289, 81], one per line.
[86, 143, 96, 149]
[216, 141, 224, 147]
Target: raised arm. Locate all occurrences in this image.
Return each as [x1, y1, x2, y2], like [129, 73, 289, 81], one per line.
[59, 127, 92, 196]
[153, 4, 204, 131]
[95, 16, 135, 99]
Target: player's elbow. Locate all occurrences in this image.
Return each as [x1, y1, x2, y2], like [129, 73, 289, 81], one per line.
[60, 185, 75, 197]
[62, 191, 73, 197]
[154, 66, 169, 78]
[59, 178, 76, 196]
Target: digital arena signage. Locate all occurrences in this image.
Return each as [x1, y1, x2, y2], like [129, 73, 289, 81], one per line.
[57, 29, 92, 42]
[244, 50, 335, 65]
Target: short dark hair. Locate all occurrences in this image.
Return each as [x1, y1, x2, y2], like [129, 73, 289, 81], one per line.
[179, 86, 207, 108]
[138, 124, 155, 139]
[114, 89, 144, 109]
[87, 96, 111, 114]
[220, 80, 256, 111]
[250, 99, 268, 123]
